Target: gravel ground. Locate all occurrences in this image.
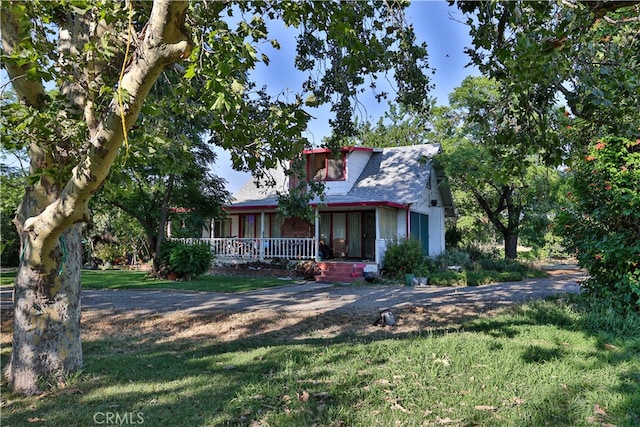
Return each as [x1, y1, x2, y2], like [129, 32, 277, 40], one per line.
[1, 264, 588, 343]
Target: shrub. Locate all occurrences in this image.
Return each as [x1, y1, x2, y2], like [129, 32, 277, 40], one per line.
[435, 249, 474, 270]
[466, 270, 522, 286]
[295, 260, 320, 280]
[160, 240, 213, 279]
[478, 258, 527, 273]
[94, 242, 123, 266]
[382, 238, 426, 279]
[428, 270, 466, 287]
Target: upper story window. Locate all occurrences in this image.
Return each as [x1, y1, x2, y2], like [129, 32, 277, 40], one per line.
[307, 152, 346, 181]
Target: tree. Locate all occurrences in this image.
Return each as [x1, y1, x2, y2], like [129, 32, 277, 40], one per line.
[0, 163, 25, 266]
[98, 70, 231, 274]
[1, 1, 431, 394]
[439, 76, 564, 259]
[455, 0, 640, 158]
[557, 137, 640, 311]
[455, 0, 639, 305]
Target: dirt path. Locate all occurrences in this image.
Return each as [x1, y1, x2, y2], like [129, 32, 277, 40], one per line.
[1, 265, 587, 344]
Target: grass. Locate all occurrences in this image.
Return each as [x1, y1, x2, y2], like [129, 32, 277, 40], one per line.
[0, 269, 301, 292]
[1, 297, 639, 426]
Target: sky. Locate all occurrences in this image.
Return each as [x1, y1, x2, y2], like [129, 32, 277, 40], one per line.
[1, 1, 479, 195]
[214, 0, 480, 194]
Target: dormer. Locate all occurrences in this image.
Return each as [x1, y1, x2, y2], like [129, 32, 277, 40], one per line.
[302, 147, 376, 195]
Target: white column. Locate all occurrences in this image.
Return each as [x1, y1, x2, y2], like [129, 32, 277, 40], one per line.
[314, 206, 320, 261]
[260, 211, 266, 260]
[375, 207, 381, 265]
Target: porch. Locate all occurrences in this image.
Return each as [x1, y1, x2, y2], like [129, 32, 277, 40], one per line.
[184, 237, 318, 260]
[176, 237, 389, 263]
[174, 237, 383, 282]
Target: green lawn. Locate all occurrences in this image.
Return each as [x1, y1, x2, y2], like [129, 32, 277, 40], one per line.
[0, 269, 301, 292]
[1, 297, 638, 426]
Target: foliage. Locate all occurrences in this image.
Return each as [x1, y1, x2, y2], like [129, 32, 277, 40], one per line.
[357, 101, 435, 148]
[84, 205, 150, 267]
[466, 270, 523, 287]
[434, 249, 474, 270]
[477, 258, 533, 275]
[457, 1, 640, 157]
[159, 240, 213, 280]
[437, 76, 566, 259]
[0, 163, 25, 267]
[294, 260, 321, 281]
[558, 137, 640, 312]
[427, 270, 467, 287]
[93, 243, 123, 266]
[382, 238, 426, 278]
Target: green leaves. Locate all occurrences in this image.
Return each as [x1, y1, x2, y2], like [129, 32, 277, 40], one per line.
[558, 137, 640, 311]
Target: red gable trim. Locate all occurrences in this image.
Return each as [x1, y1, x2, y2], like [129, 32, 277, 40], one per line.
[302, 146, 374, 155]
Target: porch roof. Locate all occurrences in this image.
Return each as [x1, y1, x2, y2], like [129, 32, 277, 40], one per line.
[226, 195, 408, 212]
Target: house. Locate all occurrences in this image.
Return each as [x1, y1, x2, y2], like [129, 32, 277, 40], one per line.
[185, 144, 454, 281]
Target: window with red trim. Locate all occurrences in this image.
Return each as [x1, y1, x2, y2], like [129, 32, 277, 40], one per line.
[307, 152, 346, 181]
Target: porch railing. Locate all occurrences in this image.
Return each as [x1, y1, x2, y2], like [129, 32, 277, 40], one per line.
[173, 237, 318, 261]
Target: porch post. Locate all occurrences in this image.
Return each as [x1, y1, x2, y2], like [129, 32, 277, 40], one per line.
[260, 211, 266, 261]
[314, 206, 320, 261]
[375, 207, 381, 265]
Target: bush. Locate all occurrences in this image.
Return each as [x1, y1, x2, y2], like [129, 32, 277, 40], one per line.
[160, 240, 213, 279]
[558, 136, 640, 312]
[466, 270, 522, 286]
[428, 270, 466, 286]
[435, 249, 474, 270]
[478, 258, 527, 273]
[382, 238, 426, 279]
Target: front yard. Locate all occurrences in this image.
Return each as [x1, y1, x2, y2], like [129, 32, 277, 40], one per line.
[1, 281, 639, 426]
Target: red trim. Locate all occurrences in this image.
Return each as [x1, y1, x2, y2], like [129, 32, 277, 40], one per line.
[306, 151, 347, 182]
[310, 201, 409, 210]
[302, 146, 373, 155]
[227, 201, 410, 212]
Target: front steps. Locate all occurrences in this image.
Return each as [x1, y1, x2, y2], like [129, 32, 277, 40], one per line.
[316, 261, 376, 283]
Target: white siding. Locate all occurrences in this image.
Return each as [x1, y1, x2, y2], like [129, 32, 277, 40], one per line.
[323, 150, 373, 195]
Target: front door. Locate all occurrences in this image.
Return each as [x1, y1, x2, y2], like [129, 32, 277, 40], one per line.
[363, 212, 375, 260]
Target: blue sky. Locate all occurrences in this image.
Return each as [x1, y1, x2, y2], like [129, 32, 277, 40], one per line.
[216, 0, 479, 193]
[0, 1, 479, 194]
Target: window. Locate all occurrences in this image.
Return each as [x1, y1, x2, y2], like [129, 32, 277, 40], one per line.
[214, 218, 232, 238]
[409, 212, 429, 255]
[240, 214, 256, 238]
[308, 152, 346, 181]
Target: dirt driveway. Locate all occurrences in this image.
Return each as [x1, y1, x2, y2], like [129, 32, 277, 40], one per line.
[1, 265, 587, 344]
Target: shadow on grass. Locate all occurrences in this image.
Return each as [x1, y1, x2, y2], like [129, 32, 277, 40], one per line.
[2, 294, 639, 426]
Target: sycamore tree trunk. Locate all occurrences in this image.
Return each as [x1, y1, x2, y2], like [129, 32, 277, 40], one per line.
[2, 0, 191, 395]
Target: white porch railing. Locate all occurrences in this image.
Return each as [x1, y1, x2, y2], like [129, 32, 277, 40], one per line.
[173, 237, 318, 261]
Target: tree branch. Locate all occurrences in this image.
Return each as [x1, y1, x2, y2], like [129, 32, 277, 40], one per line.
[23, 0, 192, 265]
[0, 3, 46, 108]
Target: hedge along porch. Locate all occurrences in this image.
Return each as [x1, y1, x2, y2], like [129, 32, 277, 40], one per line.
[176, 144, 455, 272]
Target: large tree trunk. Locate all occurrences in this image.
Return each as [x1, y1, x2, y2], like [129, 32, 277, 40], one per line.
[8, 224, 83, 395]
[2, 0, 191, 395]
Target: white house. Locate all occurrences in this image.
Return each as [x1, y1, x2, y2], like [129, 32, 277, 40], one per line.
[193, 144, 454, 280]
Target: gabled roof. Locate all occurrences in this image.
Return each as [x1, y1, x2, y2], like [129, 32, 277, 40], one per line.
[347, 144, 440, 205]
[229, 144, 453, 215]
